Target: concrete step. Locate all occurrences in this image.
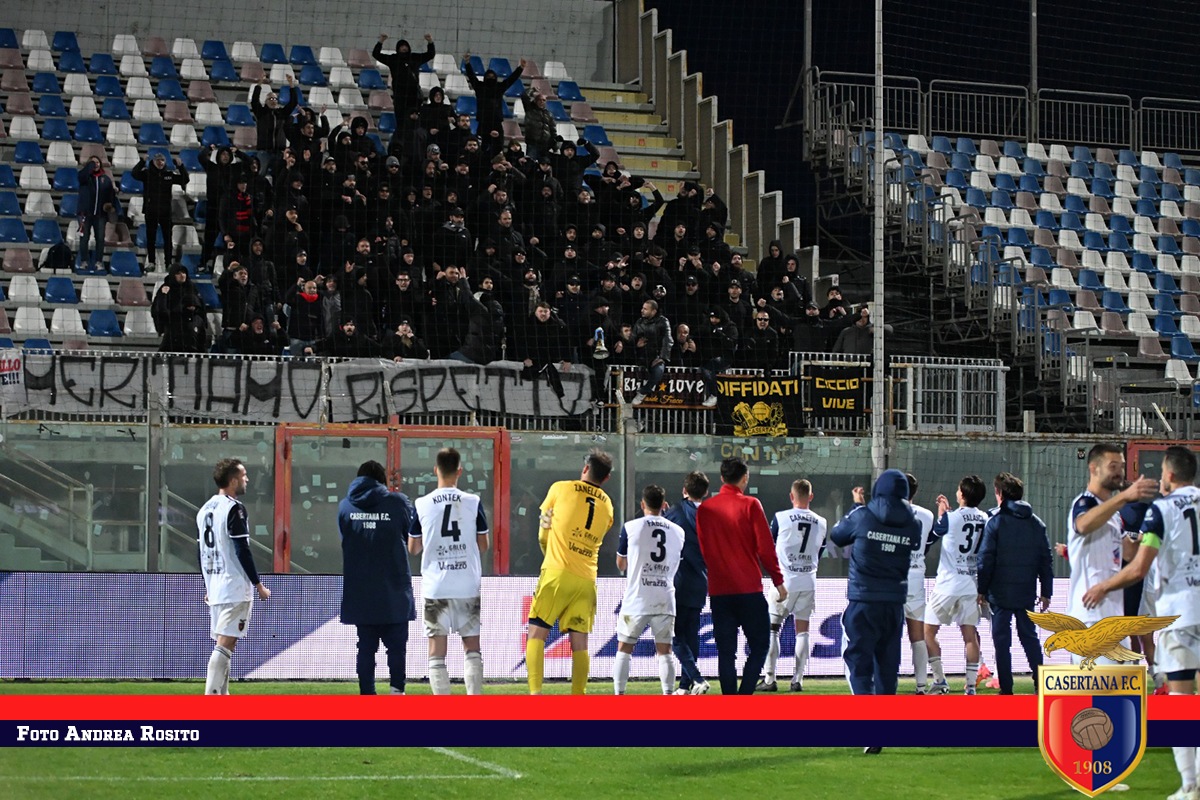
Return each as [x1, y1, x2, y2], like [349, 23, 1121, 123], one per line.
[582, 88, 649, 105]
[620, 154, 697, 179]
[610, 132, 679, 150]
[0, 532, 68, 571]
[593, 109, 663, 127]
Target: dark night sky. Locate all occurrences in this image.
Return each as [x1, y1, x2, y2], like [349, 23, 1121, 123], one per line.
[643, 0, 1200, 237]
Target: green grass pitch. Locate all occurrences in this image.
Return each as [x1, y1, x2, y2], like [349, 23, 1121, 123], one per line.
[0, 679, 1183, 799]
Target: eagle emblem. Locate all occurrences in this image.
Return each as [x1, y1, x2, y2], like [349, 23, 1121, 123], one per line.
[1027, 612, 1179, 670]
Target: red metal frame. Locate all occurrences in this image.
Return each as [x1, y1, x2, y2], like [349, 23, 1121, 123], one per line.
[1124, 439, 1199, 482]
[273, 424, 511, 574]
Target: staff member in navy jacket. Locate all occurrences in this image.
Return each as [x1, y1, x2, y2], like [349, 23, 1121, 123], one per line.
[976, 472, 1053, 695]
[695, 457, 786, 695]
[829, 469, 922, 698]
[339, 460, 417, 695]
[664, 470, 710, 694]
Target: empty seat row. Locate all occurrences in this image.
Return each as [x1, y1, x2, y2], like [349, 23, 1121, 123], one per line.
[0, 304, 156, 338]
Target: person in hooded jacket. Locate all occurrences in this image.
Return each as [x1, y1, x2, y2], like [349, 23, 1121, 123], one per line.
[463, 54, 524, 156]
[828, 469, 923, 697]
[131, 152, 188, 271]
[417, 86, 456, 153]
[77, 155, 121, 271]
[284, 277, 324, 354]
[233, 313, 285, 355]
[976, 472, 1053, 695]
[665, 470, 711, 694]
[153, 264, 205, 353]
[449, 277, 505, 365]
[384, 319, 430, 361]
[199, 145, 248, 269]
[756, 240, 787, 289]
[699, 221, 732, 268]
[339, 460, 417, 695]
[697, 307, 738, 406]
[372, 33, 436, 125]
[309, 317, 381, 358]
[656, 181, 702, 242]
[250, 75, 298, 166]
[546, 140, 600, 198]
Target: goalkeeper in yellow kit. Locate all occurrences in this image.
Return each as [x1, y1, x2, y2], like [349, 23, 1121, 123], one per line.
[526, 449, 616, 695]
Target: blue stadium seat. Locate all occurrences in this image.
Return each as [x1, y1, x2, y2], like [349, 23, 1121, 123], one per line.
[137, 123, 167, 145]
[0, 337, 13, 349]
[277, 85, 305, 106]
[955, 138, 978, 156]
[1090, 179, 1114, 200]
[14, 142, 44, 164]
[1138, 182, 1160, 201]
[1182, 220, 1200, 239]
[210, 58, 237, 82]
[462, 55, 485, 76]
[1018, 175, 1042, 195]
[1159, 236, 1183, 257]
[1047, 289, 1073, 309]
[94, 75, 123, 97]
[487, 57, 512, 78]
[1108, 232, 1134, 254]
[994, 173, 1017, 193]
[950, 152, 974, 173]
[1022, 158, 1045, 178]
[57, 51, 85, 73]
[556, 80, 584, 102]
[201, 125, 230, 148]
[1171, 333, 1199, 363]
[357, 68, 386, 90]
[100, 98, 130, 119]
[1163, 184, 1184, 204]
[979, 226, 1002, 245]
[156, 79, 185, 100]
[991, 189, 1014, 212]
[1072, 145, 1093, 165]
[1165, 153, 1184, 171]
[32, 72, 61, 94]
[1083, 231, 1109, 252]
[1139, 166, 1162, 187]
[44, 276, 78, 303]
[1030, 247, 1055, 268]
[1005, 227, 1030, 248]
[196, 281, 221, 309]
[945, 169, 969, 191]
[86, 309, 122, 337]
[366, 133, 386, 156]
[546, 100, 570, 122]
[1156, 314, 1179, 337]
[1069, 161, 1092, 180]
[0, 29, 17, 49]
[52, 31, 80, 52]
[73, 119, 103, 143]
[23, 338, 53, 353]
[582, 125, 612, 147]
[179, 253, 201, 277]
[1060, 212, 1085, 233]
[32, 219, 63, 245]
[1079, 270, 1104, 292]
[192, 200, 207, 225]
[1093, 163, 1115, 183]
[1131, 253, 1155, 274]
[1136, 199, 1161, 219]
[298, 64, 326, 86]
[38, 94, 67, 117]
[149, 55, 178, 79]
[135, 223, 165, 250]
[119, 173, 143, 193]
[290, 45, 317, 66]
[0, 192, 20, 216]
[108, 251, 141, 277]
[1156, 293, 1182, 317]
[1034, 211, 1059, 231]
[964, 188, 988, 209]
[259, 43, 286, 64]
[179, 148, 202, 172]
[377, 112, 396, 134]
[89, 53, 117, 74]
[1101, 290, 1130, 315]
[1064, 194, 1088, 215]
[226, 104, 254, 126]
[1156, 273, 1183, 295]
[41, 118, 70, 141]
[454, 96, 476, 117]
[0, 166, 16, 188]
[1117, 150, 1140, 167]
[58, 193, 77, 218]
[505, 78, 524, 99]
[52, 167, 79, 191]
[1184, 169, 1200, 187]
[202, 40, 230, 61]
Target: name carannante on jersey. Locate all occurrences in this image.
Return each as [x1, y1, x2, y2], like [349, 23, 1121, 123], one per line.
[349, 512, 392, 521]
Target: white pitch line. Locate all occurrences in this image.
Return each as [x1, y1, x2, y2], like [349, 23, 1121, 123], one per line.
[426, 746, 524, 779]
[0, 775, 508, 782]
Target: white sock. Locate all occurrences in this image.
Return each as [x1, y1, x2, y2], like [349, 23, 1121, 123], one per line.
[613, 651, 632, 695]
[429, 657, 451, 695]
[965, 661, 979, 690]
[911, 640, 929, 689]
[205, 645, 231, 695]
[1172, 745, 1196, 788]
[794, 632, 810, 684]
[464, 651, 484, 696]
[765, 628, 780, 683]
[930, 656, 946, 684]
[658, 653, 676, 695]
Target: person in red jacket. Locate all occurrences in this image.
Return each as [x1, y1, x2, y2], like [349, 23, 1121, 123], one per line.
[695, 456, 787, 694]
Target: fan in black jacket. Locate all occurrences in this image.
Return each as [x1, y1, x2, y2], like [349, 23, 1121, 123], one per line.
[515, 303, 571, 398]
[131, 152, 188, 270]
[372, 33, 435, 124]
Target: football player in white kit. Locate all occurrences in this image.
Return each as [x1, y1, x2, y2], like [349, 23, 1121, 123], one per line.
[924, 475, 988, 695]
[197, 458, 270, 695]
[1082, 446, 1200, 800]
[758, 479, 827, 693]
[409, 448, 490, 695]
[613, 484, 685, 696]
[1067, 443, 1158, 665]
[903, 473, 937, 694]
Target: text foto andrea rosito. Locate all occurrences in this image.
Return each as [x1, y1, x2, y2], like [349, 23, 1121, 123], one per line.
[16, 725, 200, 742]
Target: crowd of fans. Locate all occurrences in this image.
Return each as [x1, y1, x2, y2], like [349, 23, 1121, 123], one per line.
[141, 33, 866, 402]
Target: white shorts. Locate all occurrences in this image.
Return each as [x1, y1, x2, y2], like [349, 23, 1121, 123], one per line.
[769, 586, 815, 625]
[905, 578, 926, 621]
[924, 592, 980, 627]
[616, 612, 674, 645]
[424, 596, 482, 638]
[1156, 625, 1200, 675]
[210, 601, 252, 640]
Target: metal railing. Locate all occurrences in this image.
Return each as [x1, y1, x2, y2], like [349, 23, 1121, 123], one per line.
[0, 443, 94, 568]
[927, 80, 1029, 142]
[1140, 97, 1200, 158]
[1036, 89, 1134, 150]
[890, 356, 1008, 433]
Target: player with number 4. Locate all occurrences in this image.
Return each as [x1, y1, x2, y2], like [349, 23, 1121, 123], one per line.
[924, 475, 989, 695]
[526, 449, 616, 695]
